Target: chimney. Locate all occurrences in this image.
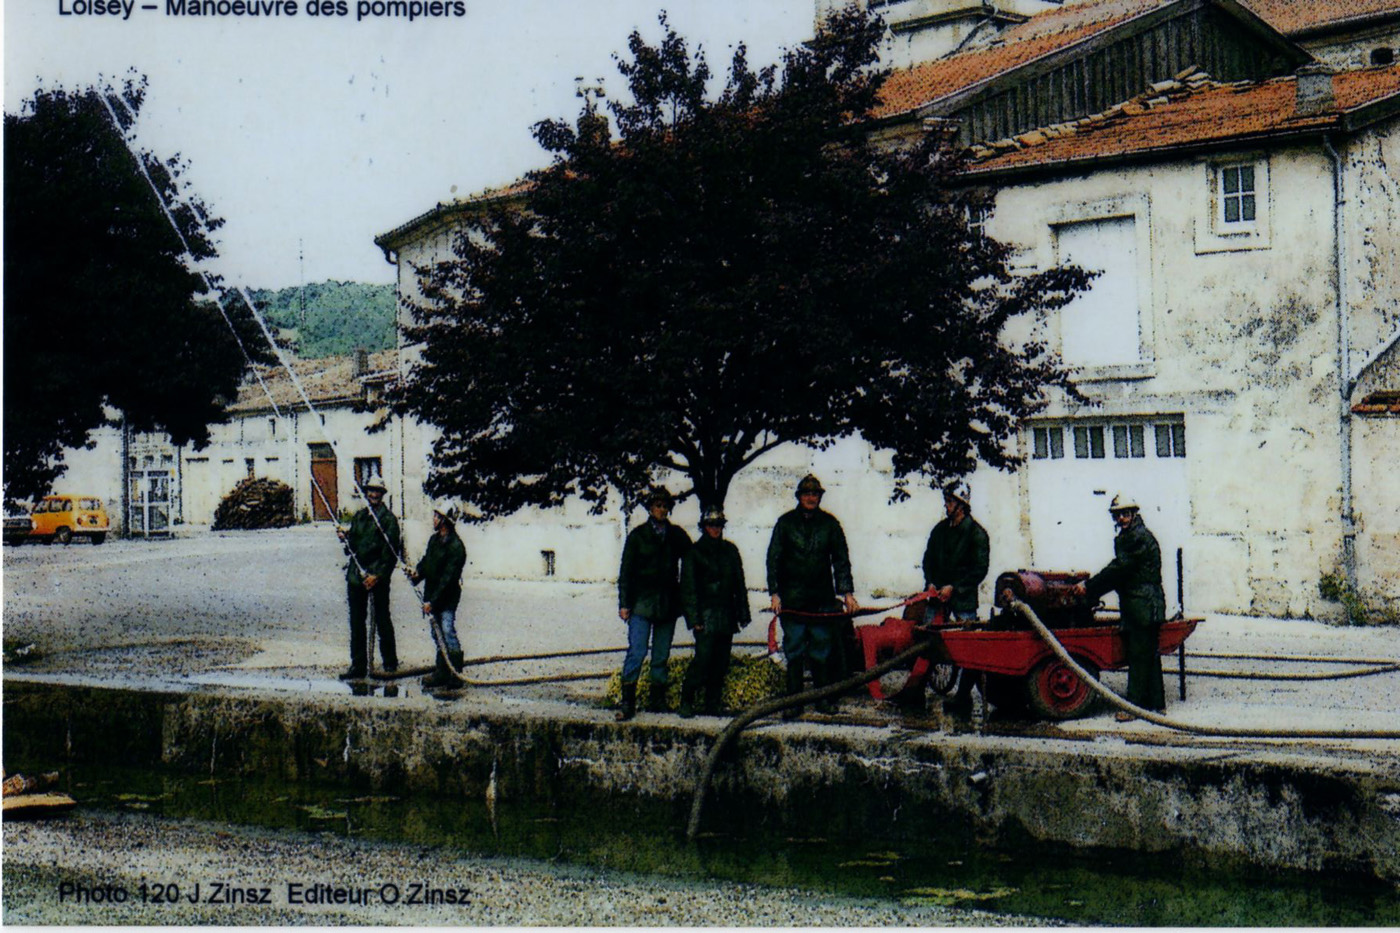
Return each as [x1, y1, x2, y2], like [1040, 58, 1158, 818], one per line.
[1296, 63, 1336, 116]
[353, 347, 369, 377]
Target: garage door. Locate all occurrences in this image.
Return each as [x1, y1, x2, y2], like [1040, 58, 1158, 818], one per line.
[1026, 419, 1189, 614]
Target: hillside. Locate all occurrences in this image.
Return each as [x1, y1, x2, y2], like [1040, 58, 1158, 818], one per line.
[250, 281, 397, 359]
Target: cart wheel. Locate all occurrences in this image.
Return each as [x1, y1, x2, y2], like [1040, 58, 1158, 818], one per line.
[1025, 656, 1099, 720]
[928, 662, 958, 696]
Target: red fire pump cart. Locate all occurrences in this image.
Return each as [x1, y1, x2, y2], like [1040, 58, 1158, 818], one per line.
[854, 570, 1201, 720]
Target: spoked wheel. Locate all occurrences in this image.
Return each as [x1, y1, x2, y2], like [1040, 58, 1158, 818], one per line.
[1025, 655, 1100, 720]
[927, 662, 958, 695]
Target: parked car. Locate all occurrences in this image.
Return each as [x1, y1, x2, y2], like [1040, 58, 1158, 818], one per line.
[26, 495, 110, 545]
[3, 509, 35, 545]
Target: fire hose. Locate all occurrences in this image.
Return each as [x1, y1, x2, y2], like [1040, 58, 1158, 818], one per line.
[685, 636, 936, 841]
[1009, 598, 1400, 739]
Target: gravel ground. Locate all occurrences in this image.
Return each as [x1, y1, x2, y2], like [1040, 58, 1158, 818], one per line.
[1, 811, 1043, 926]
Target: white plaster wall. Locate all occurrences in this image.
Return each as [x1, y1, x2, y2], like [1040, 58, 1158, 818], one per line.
[43, 423, 124, 533]
[983, 143, 1352, 617]
[1299, 28, 1400, 69]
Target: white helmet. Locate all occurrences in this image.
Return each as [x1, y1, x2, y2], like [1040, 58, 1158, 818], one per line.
[1108, 493, 1139, 513]
[431, 500, 460, 524]
[943, 480, 972, 508]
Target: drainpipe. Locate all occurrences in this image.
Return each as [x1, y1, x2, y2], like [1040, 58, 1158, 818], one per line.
[1322, 134, 1356, 594]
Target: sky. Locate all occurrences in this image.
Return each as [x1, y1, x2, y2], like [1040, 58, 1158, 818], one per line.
[4, 0, 815, 289]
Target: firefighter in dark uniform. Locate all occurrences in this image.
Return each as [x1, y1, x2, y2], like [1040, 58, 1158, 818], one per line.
[616, 486, 692, 721]
[407, 503, 468, 690]
[1073, 493, 1166, 721]
[767, 474, 858, 717]
[336, 482, 401, 679]
[678, 507, 751, 718]
[921, 480, 990, 715]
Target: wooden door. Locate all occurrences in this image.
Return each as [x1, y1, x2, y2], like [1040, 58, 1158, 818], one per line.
[310, 455, 338, 521]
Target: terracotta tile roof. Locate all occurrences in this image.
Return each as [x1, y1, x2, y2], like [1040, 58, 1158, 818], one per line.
[1353, 389, 1400, 414]
[963, 64, 1400, 174]
[1239, 0, 1400, 36]
[873, 0, 1168, 119]
[231, 349, 398, 414]
[374, 180, 532, 253]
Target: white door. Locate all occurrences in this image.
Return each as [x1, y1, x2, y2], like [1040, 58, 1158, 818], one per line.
[1027, 420, 1189, 614]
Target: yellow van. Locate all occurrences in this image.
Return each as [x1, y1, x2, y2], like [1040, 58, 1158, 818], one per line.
[28, 495, 110, 545]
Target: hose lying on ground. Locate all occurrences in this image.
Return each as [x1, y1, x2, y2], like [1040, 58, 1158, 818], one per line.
[1009, 598, 1400, 740]
[685, 638, 936, 841]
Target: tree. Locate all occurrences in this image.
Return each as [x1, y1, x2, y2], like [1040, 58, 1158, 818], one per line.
[391, 8, 1091, 517]
[3, 76, 266, 503]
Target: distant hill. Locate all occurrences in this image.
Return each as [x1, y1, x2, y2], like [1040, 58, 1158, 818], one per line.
[250, 281, 397, 359]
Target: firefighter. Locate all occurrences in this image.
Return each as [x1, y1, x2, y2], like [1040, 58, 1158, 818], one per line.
[1073, 493, 1166, 721]
[766, 474, 858, 717]
[677, 507, 750, 718]
[616, 485, 692, 721]
[406, 502, 467, 690]
[921, 480, 990, 715]
[336, 482, 401, 680]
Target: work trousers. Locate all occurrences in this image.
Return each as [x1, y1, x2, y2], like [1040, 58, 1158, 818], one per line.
[1122, 619, 1165, 711]
[432, 607, 461, 654]
[347, 580, 398, 673]
[682, 625, 735, 710]
[621, 614, 675, 685]
[781, 611, 841, 690]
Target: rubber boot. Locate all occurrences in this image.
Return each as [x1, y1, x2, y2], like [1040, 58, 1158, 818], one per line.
[421, 652, 452, 689]
[446, 649, 466, 688]
[677, 683, 696, 719]
[615, 682, 637, 721]
[943, 671, 974, 716]
[781, 661, 805, 720]
[646, 681, 669, 713]
[814, 657, 840, 715]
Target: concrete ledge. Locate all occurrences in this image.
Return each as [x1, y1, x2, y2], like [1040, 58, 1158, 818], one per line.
[5, 680, 1399, 881]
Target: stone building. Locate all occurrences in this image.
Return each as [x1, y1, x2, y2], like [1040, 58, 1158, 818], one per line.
[375, 0, 1400, 618]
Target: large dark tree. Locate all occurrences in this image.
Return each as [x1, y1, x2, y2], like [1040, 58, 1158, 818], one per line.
[392, 9, 1090, 516]
[3, 77, 265, 503]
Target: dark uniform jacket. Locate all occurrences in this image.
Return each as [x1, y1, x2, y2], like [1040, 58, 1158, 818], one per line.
[416, 529, 467, 613]
[345, 503, 402, 586]
[680, 535, 751, 634]
[765, 508, 854, 611]
[618, 519, 692, 623]
[922, 515, 990, 615]
[1085, 514, 1166, 630]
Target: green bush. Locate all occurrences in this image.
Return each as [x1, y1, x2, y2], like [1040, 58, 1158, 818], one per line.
[604, 653, 785, 712]
[1318, 572, 1400, 626]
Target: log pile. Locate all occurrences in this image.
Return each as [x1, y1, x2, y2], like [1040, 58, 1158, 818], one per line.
[212, 477, 297, 530]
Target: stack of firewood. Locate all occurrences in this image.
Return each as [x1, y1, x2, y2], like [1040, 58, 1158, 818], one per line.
[212, 477, 297, 530]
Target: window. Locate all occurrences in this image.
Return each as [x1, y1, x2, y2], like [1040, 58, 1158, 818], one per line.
[1220, 165, 1256, 225]
[1154, 423, 1186, 458]
[541, 550, 557, 577]
[269, 418, 277, 436]
[967, 204, 990, 238]
[245, 458, 255, 477]
[1032, 426, 1065, 460]
[1372, 48, 1395, 66]
[1112, 424, 1145, 458]
[1055, 216, 1142, 367]
[1073, 426, 1105, 459]
[353, 457, 383, 488]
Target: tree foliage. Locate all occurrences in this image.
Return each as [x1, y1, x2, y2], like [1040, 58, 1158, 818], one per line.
[253, 280, 397, 359]
[3, 77, 265, 503]
[391, 9, 1091, 517]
